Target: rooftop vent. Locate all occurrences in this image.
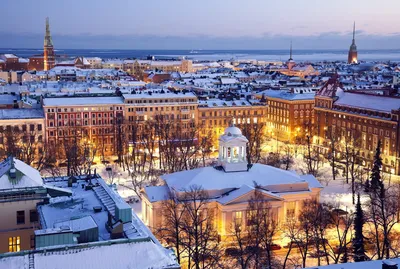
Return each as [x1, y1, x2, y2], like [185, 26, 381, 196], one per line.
[9, 168, 16, 179]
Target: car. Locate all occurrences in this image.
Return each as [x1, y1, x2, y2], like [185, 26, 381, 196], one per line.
[309, 238, 328, 245]
[225, 247, 241, 257]
[284, 241, 305, 248]
[245, 246, 262, 254]
[308, 250, 327, 258]
[266, 244, 281, 251]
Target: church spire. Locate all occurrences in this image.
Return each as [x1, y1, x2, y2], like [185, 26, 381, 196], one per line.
[44, 17, 53, 47]
[347, 21, 358, 64]
[43, 17, 55, 71]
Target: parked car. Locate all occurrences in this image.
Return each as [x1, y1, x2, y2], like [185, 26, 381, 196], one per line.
[266, 244, 281, 251]
[245, 246, 262, 254]
[284, 241, 305, 248]
[225, 247, 241, 257]
[308, 250, 327, 258]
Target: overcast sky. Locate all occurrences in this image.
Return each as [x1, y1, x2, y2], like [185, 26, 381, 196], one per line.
[2, 0, 400, 49]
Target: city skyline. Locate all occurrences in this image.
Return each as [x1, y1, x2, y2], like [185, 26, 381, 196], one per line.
[2, 0, 400, 49]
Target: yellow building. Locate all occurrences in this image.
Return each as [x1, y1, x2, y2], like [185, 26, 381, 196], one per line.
[198, 98, 267, 148]
[0, 157, 47, 253]
[255, 89, 316, 143]
[141, 126, 323, 237]
[123, 90, 198, 142]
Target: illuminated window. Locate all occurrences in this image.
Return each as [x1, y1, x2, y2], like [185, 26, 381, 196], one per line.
[286, 202, 296, 220]
[234, 211, 242, 227]
[8, 237, 20, 252]
[246, 210, 257, 226]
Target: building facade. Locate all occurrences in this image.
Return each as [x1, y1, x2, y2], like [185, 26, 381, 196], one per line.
[0, 157, 47, 253]
[314, 75, 400, 175]
[198, 98, 266, 147]
[43, 97, 125, 157]
[142, 126, 322, 238]
[257, 89, 316, 143]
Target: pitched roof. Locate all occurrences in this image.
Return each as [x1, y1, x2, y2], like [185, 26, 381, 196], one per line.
[0, 157, 44, 192]
[162, 163, 318, 192]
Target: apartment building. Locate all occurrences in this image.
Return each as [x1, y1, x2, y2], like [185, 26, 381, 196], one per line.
[0, 157, 47, 253]
[42, 97, 125, 156]
[198, 98, 266, 147]
[314, 75, 400, 175]
[0, 109, 45, 159]
[256, 88, 316, 143]
[123, 90, 198, 142]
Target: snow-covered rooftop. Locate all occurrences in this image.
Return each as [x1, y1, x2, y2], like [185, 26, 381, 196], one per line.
[335, 90, 400, 113]
[0, 109, 44, 120]
[123, 90, 196, 100]
[162, 163, 322, 192]
[0, 94, 18, 105]
[198, 98, 254, 108]
[0, 239, 180, 269]
[43, 96, 124, 106]
[306, 258, 400, 269]
[0, 158, 44, 192]
[258, 89, 316, 101]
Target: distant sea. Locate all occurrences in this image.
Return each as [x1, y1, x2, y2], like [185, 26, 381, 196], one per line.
[2, 48, 400, 62]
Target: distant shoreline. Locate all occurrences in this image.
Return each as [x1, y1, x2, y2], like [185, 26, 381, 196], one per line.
[1, 48, 400, 62]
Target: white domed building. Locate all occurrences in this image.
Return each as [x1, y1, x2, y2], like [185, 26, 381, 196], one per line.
[142, 126, 323, 237]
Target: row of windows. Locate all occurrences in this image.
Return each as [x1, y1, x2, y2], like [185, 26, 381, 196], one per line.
[333, 120, 396, 139]
[128, 106, 196, 113]
[200, 110, 261, 118]
[333, 113, 396, 129]
[48, 119, 114, 127]
[0, 124, 42, 132]
[125, 98, 195, 104]
[47, 106, 122, 113]
[56, 113, 114, 119]
[16, 210, 38, 225]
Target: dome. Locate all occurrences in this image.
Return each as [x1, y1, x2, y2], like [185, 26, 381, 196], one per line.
[224, 126, 242, 136]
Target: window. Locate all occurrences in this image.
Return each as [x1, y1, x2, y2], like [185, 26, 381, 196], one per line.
[30, 210, 38, 223]
[286, 202, 296, 220]
[8, 237, 20, 252]
[246, 210, 257, 226]
[17, 210, 25, 224]
[234, 211, 242, 227]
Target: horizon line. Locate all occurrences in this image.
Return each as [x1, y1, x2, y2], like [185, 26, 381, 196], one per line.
[2, 48, 400, 51]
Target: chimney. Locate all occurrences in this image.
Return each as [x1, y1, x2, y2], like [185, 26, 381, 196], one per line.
[383, 260, 398, 269]
[9, 157, 16, 179]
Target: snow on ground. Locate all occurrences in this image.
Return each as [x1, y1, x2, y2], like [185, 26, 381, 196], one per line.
[34, 241, 177, 269]
[306, 259, 400, 269]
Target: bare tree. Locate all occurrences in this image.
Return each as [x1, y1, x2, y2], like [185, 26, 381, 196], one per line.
[158, 190, 186, 265]
[304, 135, 322, 177]
[180, 185, 222, 269]
[324, 204, 354, 264]
[326, 125, 339, 181]
[238, 119, 266, 165]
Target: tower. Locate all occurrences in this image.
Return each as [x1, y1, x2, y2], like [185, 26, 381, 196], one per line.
[218, 125, 249, 172]
[287, 41, 296, 71]
[347, 22, 358, 64]
[44, 17, 55, 71]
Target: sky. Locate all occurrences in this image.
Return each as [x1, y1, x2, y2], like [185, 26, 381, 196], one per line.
[1, 0, 400, 49]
